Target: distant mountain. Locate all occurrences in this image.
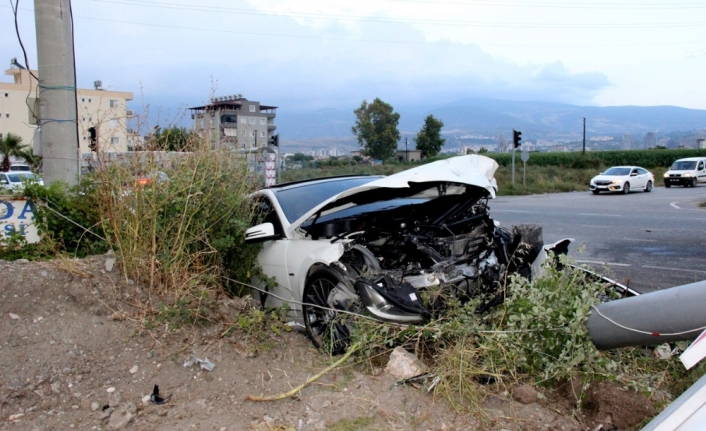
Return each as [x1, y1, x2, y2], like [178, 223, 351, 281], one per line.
[275, 98, 706, 142]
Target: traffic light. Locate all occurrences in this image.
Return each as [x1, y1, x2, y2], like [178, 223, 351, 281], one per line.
[513, 129, 522, 149]
[269, 134, 279, 147]
[88, 127, 98, 152]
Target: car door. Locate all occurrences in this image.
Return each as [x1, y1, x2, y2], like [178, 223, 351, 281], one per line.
[250, 195, 295, 308]
[637, 168, 650, 188]
[697, 160, 706, 184]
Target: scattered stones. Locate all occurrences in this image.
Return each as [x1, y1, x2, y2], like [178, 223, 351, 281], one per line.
[513, 384, 538, 404]
[129, 365, 138, 374]
[385, 346, 426, 379]
[107, 402, 136, 429]
[232, 340, 256, 358]
[105, 257, 115, 272]
[91, 401, 100, 411]
[9, 313, 20, 320]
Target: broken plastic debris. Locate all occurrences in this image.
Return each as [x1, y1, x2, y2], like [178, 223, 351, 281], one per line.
[150, 384, 172, 405]
[654, 343, 678, 360]
[183, 354, 215, 371]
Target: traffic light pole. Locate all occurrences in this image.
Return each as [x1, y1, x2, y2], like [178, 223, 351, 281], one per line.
[511, 148, 516, 185]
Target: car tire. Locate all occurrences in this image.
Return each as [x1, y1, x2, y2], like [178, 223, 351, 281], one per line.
[692, 178, 698, 187]
[622, 182, 630, 194]
[644, 181, 652, 192]
[665, 182, 671, 188]
[302, 268, 351, 354]
[592, 190, 600, 195]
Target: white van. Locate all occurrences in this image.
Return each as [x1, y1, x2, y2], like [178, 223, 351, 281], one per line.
[663, 157, 706, 188]
[8, 163, 31, 172]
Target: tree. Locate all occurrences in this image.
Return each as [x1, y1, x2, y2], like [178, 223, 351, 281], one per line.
[414, 115, 445, 158]
[478, 147, 489, 154]
[152, 126, 194, 151]
[17, 148, 42, 171]
[351, 98, 400, 160]
[0, 133, 28, 172]
[290, 152, 314, 162]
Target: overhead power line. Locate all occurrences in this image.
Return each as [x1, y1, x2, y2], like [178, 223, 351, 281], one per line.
[89, 0, 706, 29]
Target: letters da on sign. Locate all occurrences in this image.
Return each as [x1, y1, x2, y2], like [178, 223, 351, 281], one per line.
[0, 199, 40, 244]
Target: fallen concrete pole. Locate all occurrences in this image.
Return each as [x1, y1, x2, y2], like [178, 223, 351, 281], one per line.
[586, 280, 706, 350]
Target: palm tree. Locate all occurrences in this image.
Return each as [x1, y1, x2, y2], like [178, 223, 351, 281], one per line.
[17, 148, 42, 172]
[0, 133, 27, 172]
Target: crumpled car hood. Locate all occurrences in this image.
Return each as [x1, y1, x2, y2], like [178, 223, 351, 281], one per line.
[288, 155, 498, 231]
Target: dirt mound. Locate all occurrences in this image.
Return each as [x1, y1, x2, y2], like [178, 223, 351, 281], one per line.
[0, 255, 657, 430]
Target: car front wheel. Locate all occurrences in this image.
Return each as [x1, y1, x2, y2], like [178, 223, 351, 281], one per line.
[644, 180, 653, 192]
[665, 182, 671, 188]
[302, 268, 352, 354]
[692, 178, 698, 187]
[622, 182, 630, 194]
[592, 190, 600, 195]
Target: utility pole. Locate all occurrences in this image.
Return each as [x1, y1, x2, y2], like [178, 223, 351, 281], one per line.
[405, 137, 408, 162]
[582, 117, 586, 154]
[34, 0, 80, 186]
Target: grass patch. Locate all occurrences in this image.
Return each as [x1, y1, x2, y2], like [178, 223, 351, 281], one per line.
[347, 256, 690, 414]
[700, 201, 706, 208]
[282, 160, 669, 196]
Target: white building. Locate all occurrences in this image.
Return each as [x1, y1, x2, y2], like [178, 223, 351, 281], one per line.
[622, 133, 634, 150]
[0, 66, 134, 155]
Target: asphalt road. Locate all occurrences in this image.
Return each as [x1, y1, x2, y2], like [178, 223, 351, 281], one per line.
[489, 184, 706, 293]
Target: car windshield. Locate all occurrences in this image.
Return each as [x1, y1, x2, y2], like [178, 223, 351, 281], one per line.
[670, 161, 697, 170]
[6, 173, 39, 182]
[9, 165, 31, 171]
[603, 167, 631, 176]
[275, 177, 380, 223]
[302, 198, 429, 229]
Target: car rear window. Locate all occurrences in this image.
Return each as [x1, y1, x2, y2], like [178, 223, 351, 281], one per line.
[275, 177, 379, 223]
[671, 161, 697, 170]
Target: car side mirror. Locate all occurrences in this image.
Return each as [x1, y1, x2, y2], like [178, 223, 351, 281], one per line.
[630, 172, 637, 176]
[245, 222, 278, 244]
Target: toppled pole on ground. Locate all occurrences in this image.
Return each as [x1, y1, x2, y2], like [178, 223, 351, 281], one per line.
[586, 280, 706, 350]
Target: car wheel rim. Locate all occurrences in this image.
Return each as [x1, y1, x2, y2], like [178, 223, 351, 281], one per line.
[304, 278, 349, 352]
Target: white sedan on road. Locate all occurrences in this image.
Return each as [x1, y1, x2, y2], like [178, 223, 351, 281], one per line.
[589, 166, 654, 195]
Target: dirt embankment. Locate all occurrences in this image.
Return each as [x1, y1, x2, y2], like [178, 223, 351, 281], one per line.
[0, 255, 656, 430]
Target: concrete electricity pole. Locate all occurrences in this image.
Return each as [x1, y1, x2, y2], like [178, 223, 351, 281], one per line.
[34, 0, 80, 186]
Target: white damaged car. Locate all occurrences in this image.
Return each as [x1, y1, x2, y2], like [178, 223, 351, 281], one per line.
[245, 155, 566, 351]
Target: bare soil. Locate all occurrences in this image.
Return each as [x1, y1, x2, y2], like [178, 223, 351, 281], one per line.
[0, 255, 658, 430]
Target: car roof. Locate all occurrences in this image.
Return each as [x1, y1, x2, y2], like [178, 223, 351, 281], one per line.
[673, 157, 705, 162]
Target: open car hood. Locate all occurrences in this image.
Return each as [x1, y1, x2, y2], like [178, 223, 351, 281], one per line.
[289, 155, 499, 231]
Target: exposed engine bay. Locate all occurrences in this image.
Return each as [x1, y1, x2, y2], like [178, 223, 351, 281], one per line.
[301, 185, 546, 325]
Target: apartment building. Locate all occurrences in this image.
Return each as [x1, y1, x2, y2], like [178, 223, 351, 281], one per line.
[0, 66, 133, 155]
[189, 95, 277, 151]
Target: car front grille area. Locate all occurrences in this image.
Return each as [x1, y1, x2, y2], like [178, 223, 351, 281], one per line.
[594, 180, 612, 186]
[668, 174, 681, 177]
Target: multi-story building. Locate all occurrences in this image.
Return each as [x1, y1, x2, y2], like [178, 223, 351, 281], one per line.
[0, 66, 134, 155]
[621, 133, 634, 150]
[189, 95, 277, 151]
[643, 132, 657, 149]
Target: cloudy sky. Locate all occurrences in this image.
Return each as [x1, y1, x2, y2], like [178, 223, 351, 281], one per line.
[2, 0, 706, 120]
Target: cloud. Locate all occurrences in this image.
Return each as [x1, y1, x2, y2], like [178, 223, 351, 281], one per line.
[1, 1, 612, 119]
